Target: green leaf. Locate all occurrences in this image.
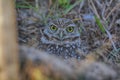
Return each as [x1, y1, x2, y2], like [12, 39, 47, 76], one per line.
[64, 0, 83, 15]
[58, 0, 70, 5]
[16, 4, 32, 8]
[95, 16, 106, 33]
[16, 2, 38, 12]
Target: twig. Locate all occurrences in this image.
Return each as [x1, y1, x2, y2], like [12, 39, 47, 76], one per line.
[94, 0, 102, 8]
[105, 28, 117, 51]
[106, 3, 120, 19]
[35, 0, 39, 8]
[89, 0, 100, 19]
[108, 12, 118, 30]
[109, 0, 113, 6]
[78, 0, 85, 13]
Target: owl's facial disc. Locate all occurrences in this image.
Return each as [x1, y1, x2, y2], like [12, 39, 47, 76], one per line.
[42, 18, 80, 45]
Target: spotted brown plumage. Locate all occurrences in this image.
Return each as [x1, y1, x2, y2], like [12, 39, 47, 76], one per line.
[38, 18, 83, 59]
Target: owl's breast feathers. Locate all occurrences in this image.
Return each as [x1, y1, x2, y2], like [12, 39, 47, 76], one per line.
[39, 37, 82, 59]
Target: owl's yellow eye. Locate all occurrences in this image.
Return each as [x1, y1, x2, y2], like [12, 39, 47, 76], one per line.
[66, 27, 74, 32]
[50, 25, 58, 31]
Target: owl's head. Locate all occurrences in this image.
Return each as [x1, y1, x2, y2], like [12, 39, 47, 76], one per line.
[41, 18, 80, 45]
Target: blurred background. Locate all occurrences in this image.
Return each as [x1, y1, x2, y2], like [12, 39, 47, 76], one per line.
[0, 0, 120, 80]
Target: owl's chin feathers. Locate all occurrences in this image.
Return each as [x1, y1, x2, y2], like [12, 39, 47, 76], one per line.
[41, 35, 81, 46]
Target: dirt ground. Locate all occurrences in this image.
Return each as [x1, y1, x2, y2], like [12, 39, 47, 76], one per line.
[17, 0, 120, 80]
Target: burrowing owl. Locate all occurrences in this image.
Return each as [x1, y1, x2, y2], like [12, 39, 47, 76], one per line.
[39, 18, 82, 59]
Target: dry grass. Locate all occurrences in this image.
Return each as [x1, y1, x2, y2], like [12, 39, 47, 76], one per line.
[16, 0, 120, 80]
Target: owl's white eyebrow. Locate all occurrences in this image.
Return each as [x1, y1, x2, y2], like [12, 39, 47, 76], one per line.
[67, 24, 76, 27]
[49, 23, 57, 26]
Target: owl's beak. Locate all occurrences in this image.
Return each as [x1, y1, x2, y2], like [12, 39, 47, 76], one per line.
[59, 31, 64, 40]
